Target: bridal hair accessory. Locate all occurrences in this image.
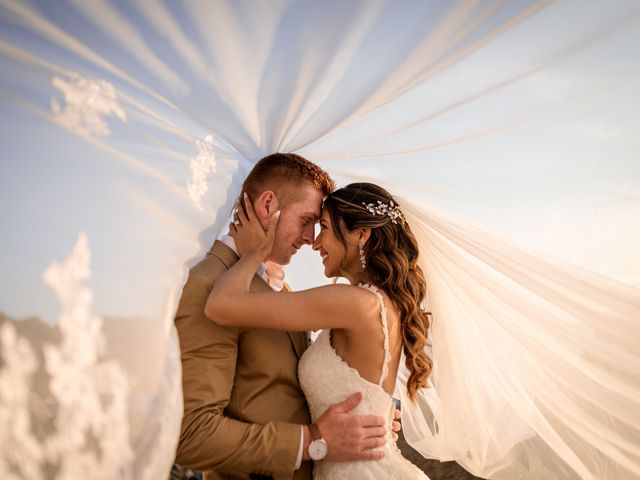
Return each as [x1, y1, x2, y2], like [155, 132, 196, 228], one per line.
[362, 200, 406, 225]
[359, 241, 366, 269]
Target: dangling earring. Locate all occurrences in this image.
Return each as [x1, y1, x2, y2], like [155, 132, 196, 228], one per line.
[359, 241, 366, 269]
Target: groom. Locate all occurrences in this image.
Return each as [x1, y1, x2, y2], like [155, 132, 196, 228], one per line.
[174, 153, 391, 480]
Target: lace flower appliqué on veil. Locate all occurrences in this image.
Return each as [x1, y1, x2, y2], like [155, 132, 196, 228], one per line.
[0, 233, 133, 479]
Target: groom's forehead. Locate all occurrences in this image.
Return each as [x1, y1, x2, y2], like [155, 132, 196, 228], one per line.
[285, 202, 321, 223]
[288, 187, 323, 216]
[290, 203, 321, 219]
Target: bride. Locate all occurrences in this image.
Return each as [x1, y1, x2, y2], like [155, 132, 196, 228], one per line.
[205, 182, 432, 479]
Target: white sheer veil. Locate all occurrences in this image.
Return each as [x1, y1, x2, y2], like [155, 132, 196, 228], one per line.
[1, 1, 639, 479]
[392, 196, 640, 479]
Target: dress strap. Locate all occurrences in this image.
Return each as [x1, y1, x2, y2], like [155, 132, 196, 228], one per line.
[358, 283, 391, 386]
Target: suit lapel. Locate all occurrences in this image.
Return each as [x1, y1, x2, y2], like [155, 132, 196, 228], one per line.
[209, 241, 308, 359]
[208, 240, 239, 268]
[280, 281, 308, 359]
[287, 329, 308, 360]
[209, 240, 270, 289]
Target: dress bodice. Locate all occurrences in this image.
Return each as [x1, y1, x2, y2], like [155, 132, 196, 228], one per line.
[298, 284, 429, 479]
[299, 284, 395, 427]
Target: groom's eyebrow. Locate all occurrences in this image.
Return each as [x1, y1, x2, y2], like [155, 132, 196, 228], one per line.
[299, 213, 317, 225]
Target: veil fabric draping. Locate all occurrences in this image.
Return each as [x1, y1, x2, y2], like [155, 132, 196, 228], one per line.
[394, 197, 640, 480]
[1, 1, 639, 479]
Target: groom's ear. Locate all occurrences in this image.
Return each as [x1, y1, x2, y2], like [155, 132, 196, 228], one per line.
[254, 190, 277, 228]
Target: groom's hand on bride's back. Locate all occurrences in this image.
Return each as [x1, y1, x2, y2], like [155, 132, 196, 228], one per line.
[313, 392, 388, 461]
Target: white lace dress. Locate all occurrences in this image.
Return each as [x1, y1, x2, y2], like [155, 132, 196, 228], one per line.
[298, 284, 430, 479]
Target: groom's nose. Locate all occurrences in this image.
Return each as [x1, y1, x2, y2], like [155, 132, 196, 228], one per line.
[301, 222, 315, 245]
[312, 225, 323, 250]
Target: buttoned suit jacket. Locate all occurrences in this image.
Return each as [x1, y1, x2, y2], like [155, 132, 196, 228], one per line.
[174, 241, 312, 480]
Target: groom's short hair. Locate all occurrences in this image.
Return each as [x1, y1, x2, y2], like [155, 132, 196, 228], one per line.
[241, 153, 334, 205]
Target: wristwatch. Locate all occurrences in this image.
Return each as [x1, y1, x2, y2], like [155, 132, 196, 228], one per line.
[308, 422, 328, 461]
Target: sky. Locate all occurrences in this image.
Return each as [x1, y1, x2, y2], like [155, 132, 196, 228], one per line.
[1, 0, 639, 323]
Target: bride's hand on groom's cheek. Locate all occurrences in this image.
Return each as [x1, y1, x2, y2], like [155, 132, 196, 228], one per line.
[230, 193, 280, 259]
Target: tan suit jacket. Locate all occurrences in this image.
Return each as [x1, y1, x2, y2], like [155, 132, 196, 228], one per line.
[174, 241, 312, 480]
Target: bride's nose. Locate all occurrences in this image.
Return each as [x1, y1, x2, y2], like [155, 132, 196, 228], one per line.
[312, 235, 321, 251]
[312, 225, 322, 250]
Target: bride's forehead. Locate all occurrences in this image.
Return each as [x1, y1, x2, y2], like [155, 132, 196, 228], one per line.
[320, 208, 331, 221]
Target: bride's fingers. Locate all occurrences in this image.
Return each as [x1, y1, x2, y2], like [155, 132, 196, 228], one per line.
[236, 195, 250, 225]
[242, 192, 258, 223]
[391, 420, 401, 433]
[229, 222, 240, 239]
[270, 196, 280, 217]
[265, 210, 280, 244]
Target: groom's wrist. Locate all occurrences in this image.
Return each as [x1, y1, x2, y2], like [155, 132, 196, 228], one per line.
[307, 422, 328, 461]
[301, 424, 312, 461]
[301, 424, 328, 461]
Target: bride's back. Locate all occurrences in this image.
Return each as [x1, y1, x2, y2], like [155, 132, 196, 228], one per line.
[328, 285, 403, 397]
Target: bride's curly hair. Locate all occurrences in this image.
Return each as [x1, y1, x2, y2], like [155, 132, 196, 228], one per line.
[323, 183, 431, 400]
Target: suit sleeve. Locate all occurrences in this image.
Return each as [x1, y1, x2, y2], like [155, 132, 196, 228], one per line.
[174, 272, 301, 478]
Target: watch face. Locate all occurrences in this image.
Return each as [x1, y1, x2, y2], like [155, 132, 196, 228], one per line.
[309, 439, 328, 460]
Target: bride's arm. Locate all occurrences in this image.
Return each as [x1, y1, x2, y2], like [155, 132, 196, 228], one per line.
[206, 282, 378, 332]
[204, 194, 378, 332]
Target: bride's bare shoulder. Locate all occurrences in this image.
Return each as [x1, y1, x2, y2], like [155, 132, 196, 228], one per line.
[307, 284, 380, 317]
[310, 283, 373, 296]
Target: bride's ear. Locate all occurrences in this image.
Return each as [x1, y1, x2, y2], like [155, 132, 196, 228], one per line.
[358, 228, 371, 245]
[344, 226, 370, 247]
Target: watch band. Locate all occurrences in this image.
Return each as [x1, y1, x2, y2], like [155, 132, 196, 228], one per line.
[309, 422, 323, 441]
[308, 422, 329, 461]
